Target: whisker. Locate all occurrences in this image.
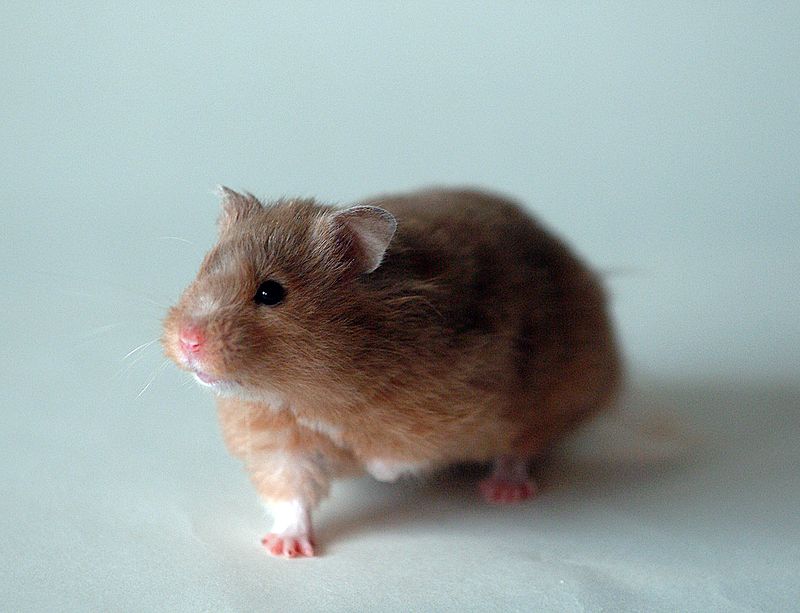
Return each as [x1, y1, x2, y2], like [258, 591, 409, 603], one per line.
[82, 322, 126, 337]
[157, 236, 195, 245]
[137, 359, 170, 398]
[116, 348, 155, 379]
[122, 338, 161, 361]
[73, 322, 130, 350]
[141, 297, 170, 309]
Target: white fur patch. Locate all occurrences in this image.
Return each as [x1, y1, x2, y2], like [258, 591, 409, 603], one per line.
[226, 384, 288, 410]
[295, 416, 345, 447]
[192, 294, 219, 319]
[253, 388, 288, 411]
[365, 458, 428, 482]
[266, 499, 311, 538]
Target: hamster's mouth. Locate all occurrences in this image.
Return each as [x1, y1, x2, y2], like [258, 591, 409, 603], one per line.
[190, 369, 239, 395]
[175, 348, 237, 393]
[183, 359, 232, 390]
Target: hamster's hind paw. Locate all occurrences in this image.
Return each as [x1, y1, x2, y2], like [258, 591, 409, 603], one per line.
[479, 477, 537, 504]
[479, 455, 537, 504]
[261, 533, 316, 558]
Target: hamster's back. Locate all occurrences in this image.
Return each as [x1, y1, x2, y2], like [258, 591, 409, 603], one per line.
[365, 188, 621, 456]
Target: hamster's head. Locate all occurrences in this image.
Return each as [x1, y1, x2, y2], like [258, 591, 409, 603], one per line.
[162, 188, 396, 401]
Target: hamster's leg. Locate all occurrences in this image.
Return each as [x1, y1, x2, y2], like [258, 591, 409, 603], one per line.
[216, 399, 353, 558]
[253, 436, 359, 557]
[251, 455, 327, 558]
[478, 455, 537, 504]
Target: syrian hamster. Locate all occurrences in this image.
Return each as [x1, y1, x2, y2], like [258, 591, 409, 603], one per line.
[162, 187, 621, 558]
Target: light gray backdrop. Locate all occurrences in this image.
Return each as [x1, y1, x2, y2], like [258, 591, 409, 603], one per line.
[2, 2, 798, 611]
[4, 1, 799, 380]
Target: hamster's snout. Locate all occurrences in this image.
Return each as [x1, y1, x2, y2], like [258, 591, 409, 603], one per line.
[179, 324, 205, 356]
[172, 321, 229, 388]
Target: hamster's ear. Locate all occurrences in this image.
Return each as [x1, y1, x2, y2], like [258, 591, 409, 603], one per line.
[216, 186, 261, 231]
[328, 206, 397, 274]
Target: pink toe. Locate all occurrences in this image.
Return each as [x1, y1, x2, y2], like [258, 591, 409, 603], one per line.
[479, 477, 537, 504]
[261, 533, 316, 558]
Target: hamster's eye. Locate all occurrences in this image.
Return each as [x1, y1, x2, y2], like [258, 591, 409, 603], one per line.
[254, 280, 285, 306]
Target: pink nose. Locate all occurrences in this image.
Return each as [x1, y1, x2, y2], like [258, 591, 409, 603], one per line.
[179, 325, 205, 354]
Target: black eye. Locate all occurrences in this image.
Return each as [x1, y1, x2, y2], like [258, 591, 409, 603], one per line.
[254, 280, 285, 306]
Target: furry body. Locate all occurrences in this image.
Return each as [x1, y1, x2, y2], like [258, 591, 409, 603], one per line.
[163, 188, 621, 556]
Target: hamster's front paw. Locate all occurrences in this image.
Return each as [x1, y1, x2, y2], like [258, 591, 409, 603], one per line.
[261, 532, 316, 558]
[261, 499, 316, 558]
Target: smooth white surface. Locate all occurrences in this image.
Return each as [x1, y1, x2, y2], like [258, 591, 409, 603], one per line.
[2, 357, 798, 611]
[2, 2, 799, 611]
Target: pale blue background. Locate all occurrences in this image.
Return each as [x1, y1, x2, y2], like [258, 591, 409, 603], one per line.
[2, 3, 799, 611]
[3, 1, 798, 379]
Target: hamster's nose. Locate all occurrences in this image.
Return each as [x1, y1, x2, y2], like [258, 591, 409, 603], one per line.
[179, 325, 205, 354]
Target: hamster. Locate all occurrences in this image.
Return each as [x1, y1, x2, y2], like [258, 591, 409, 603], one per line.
[162, 187, 621, 558]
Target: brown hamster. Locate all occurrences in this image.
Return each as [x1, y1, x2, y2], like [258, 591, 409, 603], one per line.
[162, 187, 621, 558]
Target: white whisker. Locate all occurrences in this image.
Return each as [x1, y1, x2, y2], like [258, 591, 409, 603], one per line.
[122, 338, 160, 361]
[142, 297, 169, 309]
[116, 349, 153, 379]
[82, 322, 126, 337]
[74, 323, 131, 351]
[157, 236, 195, 245]
[137, 359, 170, 398]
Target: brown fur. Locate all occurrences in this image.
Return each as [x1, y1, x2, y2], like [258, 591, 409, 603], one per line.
[163, 187, 621, 508]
